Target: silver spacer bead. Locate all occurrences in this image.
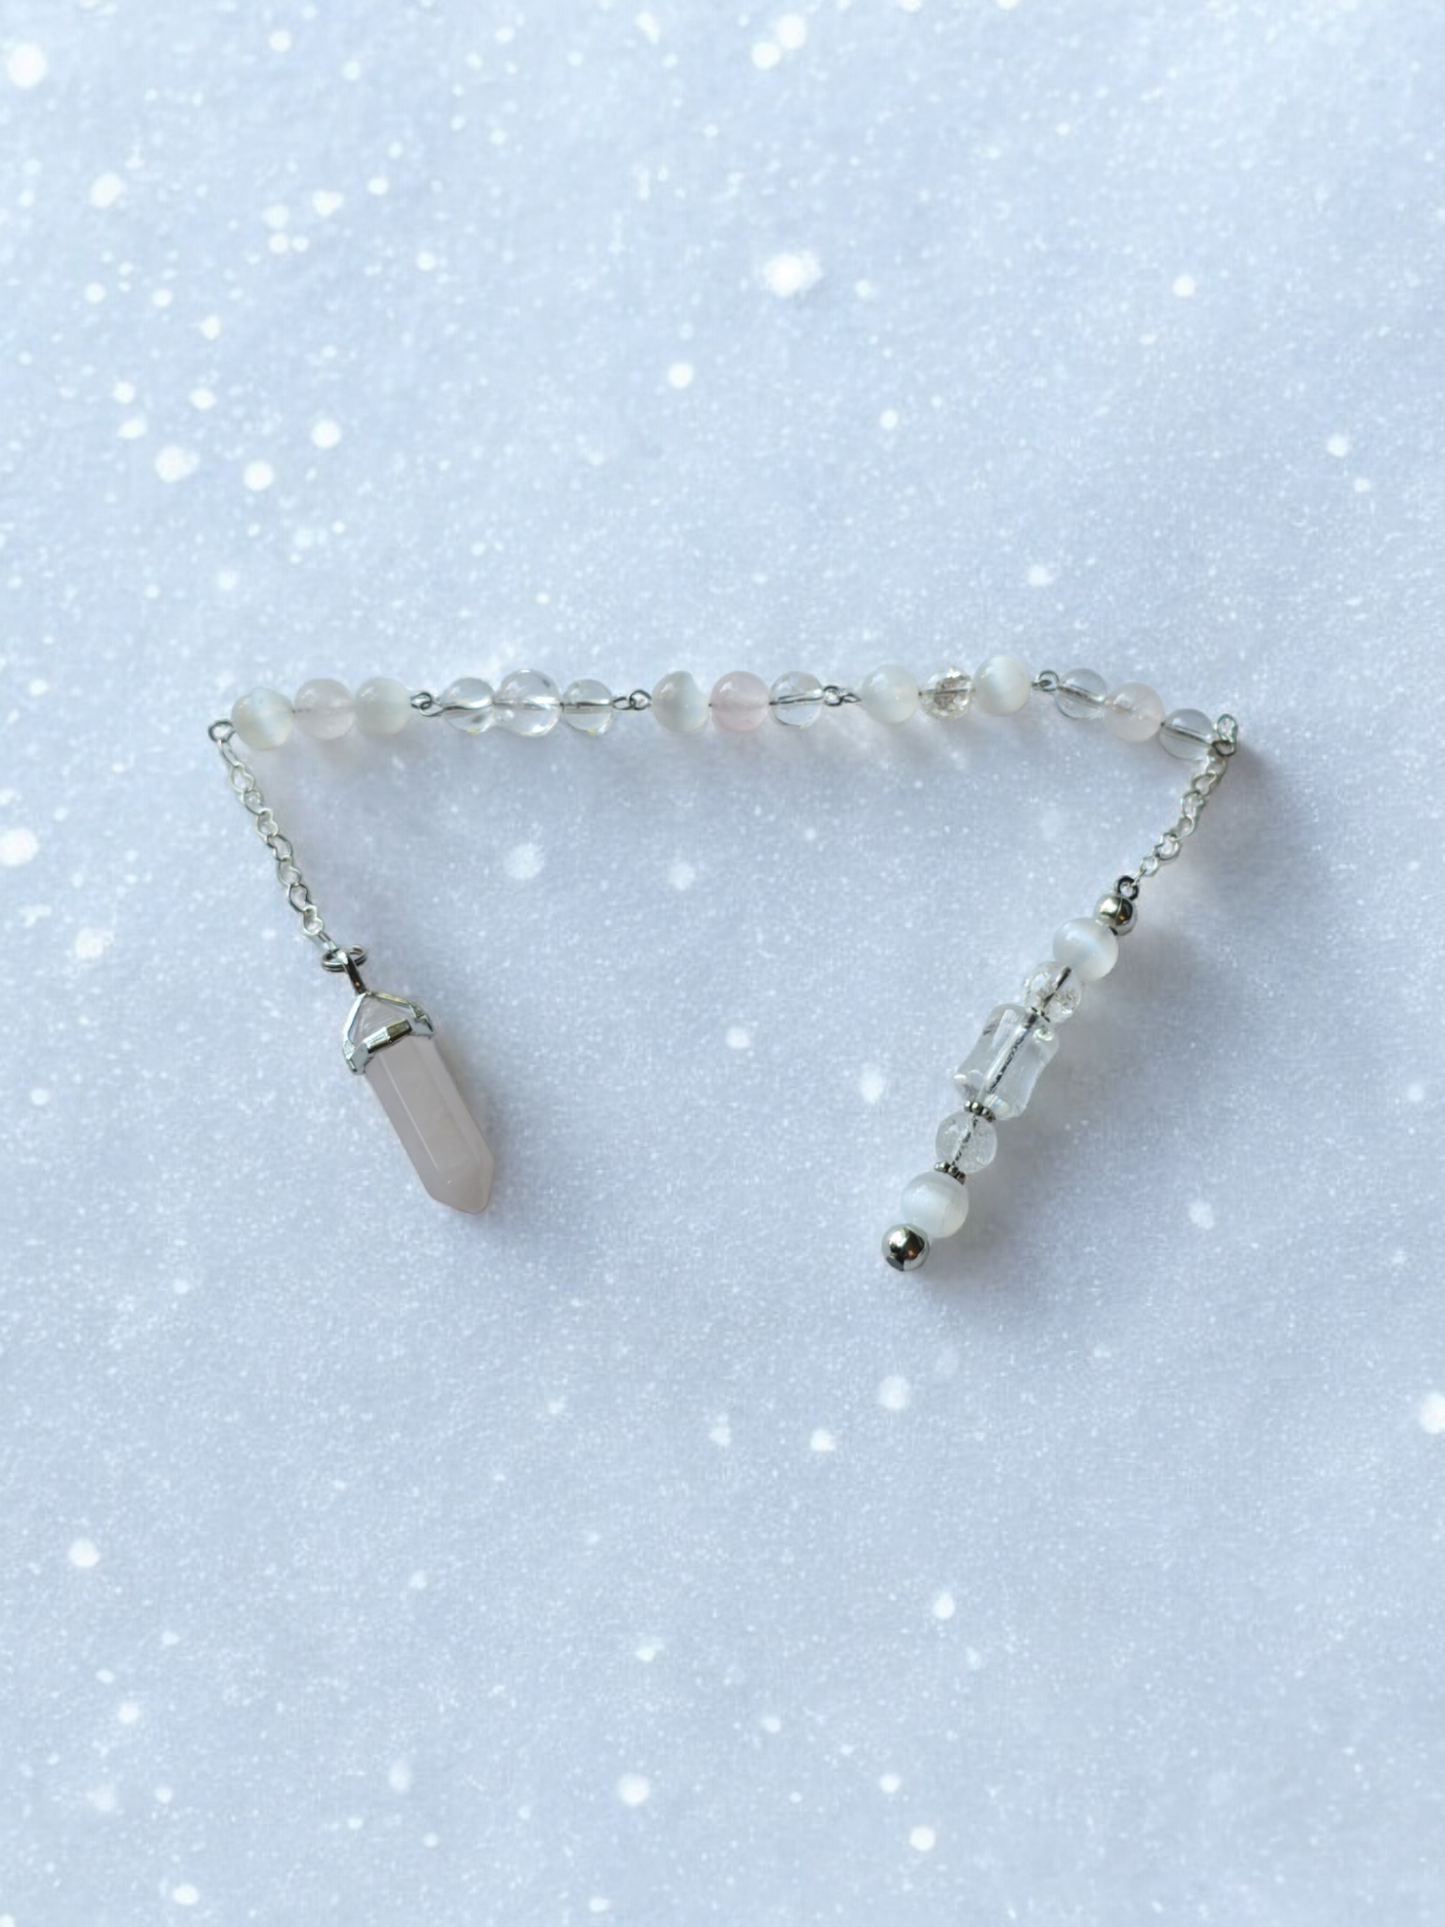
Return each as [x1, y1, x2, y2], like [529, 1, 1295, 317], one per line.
[882, 1224, 930, 1272]
[964, 1098, 997, 1122]
[1094, 889, 1137, 936]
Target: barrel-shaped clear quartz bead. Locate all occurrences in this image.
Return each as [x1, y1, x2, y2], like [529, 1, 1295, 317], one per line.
[952, 1004, 1059, 1121]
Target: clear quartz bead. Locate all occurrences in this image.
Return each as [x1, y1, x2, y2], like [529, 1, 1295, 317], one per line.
[441, 678, 496, 733]
[953, 1004, 1060, 1121]
[935, 1109, 997, 1173]
[1023, 961, 1083, 1023]
[770, 670, 824, 727]
[562, 679, 614, 735]
[919, 665, 974, 719]
[1159, 707, 1215, 760]
[496, 670, 561, 737]
[1055, 667, 1107, 721]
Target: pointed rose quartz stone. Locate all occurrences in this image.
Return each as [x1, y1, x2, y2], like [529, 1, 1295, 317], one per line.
[357, 1003, 493, 1214]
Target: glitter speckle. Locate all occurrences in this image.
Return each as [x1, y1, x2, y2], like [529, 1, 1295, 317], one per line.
[5, 41, 48, 89]
[878, 1375, 912, 1412]
[859, 1067, 886, 1104]
[616, 1772, 651, 1807]
[931, 1590, 956, 1621]
[908, 1824, 937, 1853]
[1188, 1199, 1216, 1231]
[68, 1537, 101, 1569]
[169, 1885, 200, 1908]
[504, 842, 544, 881]
[0, 827, 38, 867]
[1326, 432, 1351, 459]
[1418, 1393, 1445, 1436]
[809, 1428, 837, 1454]
[310, 418, 343, 449]
[155, 445, 200, 483]
[89, 172, 126, 210]
[242, 459, 276, 492]
[725, 1024, 751, 1050]
[761, 250, 823, 298]
[666, 360, 694, 390]
[668, 858, 696, 891]
[387, 1759, 413, 1794]
[1172, 273, 1197, 298]
[74, 927, 114, 962]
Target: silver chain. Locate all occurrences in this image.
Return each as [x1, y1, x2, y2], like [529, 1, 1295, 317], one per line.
[1118, 714, 1238, 900]
[208, 719, 358, 968]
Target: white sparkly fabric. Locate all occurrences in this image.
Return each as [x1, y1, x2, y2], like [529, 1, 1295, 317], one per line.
[1, 4, 1442, 1922]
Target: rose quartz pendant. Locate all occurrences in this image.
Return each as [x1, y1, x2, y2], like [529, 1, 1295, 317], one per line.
[343, 989, 493, 1214]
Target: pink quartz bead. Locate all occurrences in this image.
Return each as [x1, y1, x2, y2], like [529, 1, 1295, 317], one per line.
[710, 670, 770, 733]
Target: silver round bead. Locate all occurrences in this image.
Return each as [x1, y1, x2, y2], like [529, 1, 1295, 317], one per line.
[882, 1224, 931, 1273]
[1094, 890, 1137, 936]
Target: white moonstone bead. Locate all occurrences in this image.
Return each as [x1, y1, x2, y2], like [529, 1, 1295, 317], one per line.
[1103, 682, 1164, 743]
[1052, 917, 1119, 981]
[231, 687, 294, 750]
[1160, 707, 1215, 760]
[974, 654, 1032, 715]
[496, 670, 561, 737]
[652, 669, 709, 733]
[859, 663, 918, 725]
[355, 676, 412, 737]
[770, 670, 824, 727]
[441, 677, 496, 733]
[901, 1169, 969, 1239]
[293, 678, 354, 740]
[562, 679, 614, 735]
[710, 669, 770, 733]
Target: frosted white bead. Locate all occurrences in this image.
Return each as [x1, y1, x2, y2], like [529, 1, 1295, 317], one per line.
[935, 1110, 997, 1174]
[293, 678, 354, 741]
[1103, 682, 1164, 743]
[562, 679, 614, 735]
[441, 678, 496, 733]
[496, 670, 561, 737]
[651, 669, 709, 733]
[900, 1170, 969, 1239]
[354, 676, 412, 737]
[1160, 707, 1215, 760]
[1054, 667, 1106, 721]
[710, 670, 770, 732]
[1052, 917, 1118, 981]
[919, 665, 973, 719]
[859, 663, 918, 725]
[974, 654, 1032, 715]
[231, 687, 293, 750]
[770, 670, 824, 727]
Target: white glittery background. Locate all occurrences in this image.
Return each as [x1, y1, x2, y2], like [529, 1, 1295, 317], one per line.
[1, 2, 1442, 1921]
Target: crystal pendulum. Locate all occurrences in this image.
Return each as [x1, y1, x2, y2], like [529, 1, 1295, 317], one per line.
[336, 950, 494, 1214]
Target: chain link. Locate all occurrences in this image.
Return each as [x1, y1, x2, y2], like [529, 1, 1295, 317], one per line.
[1118, 715, 1239, 898]
[209, 720, 350, 964]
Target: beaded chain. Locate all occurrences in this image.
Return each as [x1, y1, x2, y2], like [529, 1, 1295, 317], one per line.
[210, 657, 1239, 1267]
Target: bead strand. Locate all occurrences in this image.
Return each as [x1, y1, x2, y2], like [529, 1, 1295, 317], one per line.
[229, 656, 1224, 762]
[882, 885, 1137, 1273]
